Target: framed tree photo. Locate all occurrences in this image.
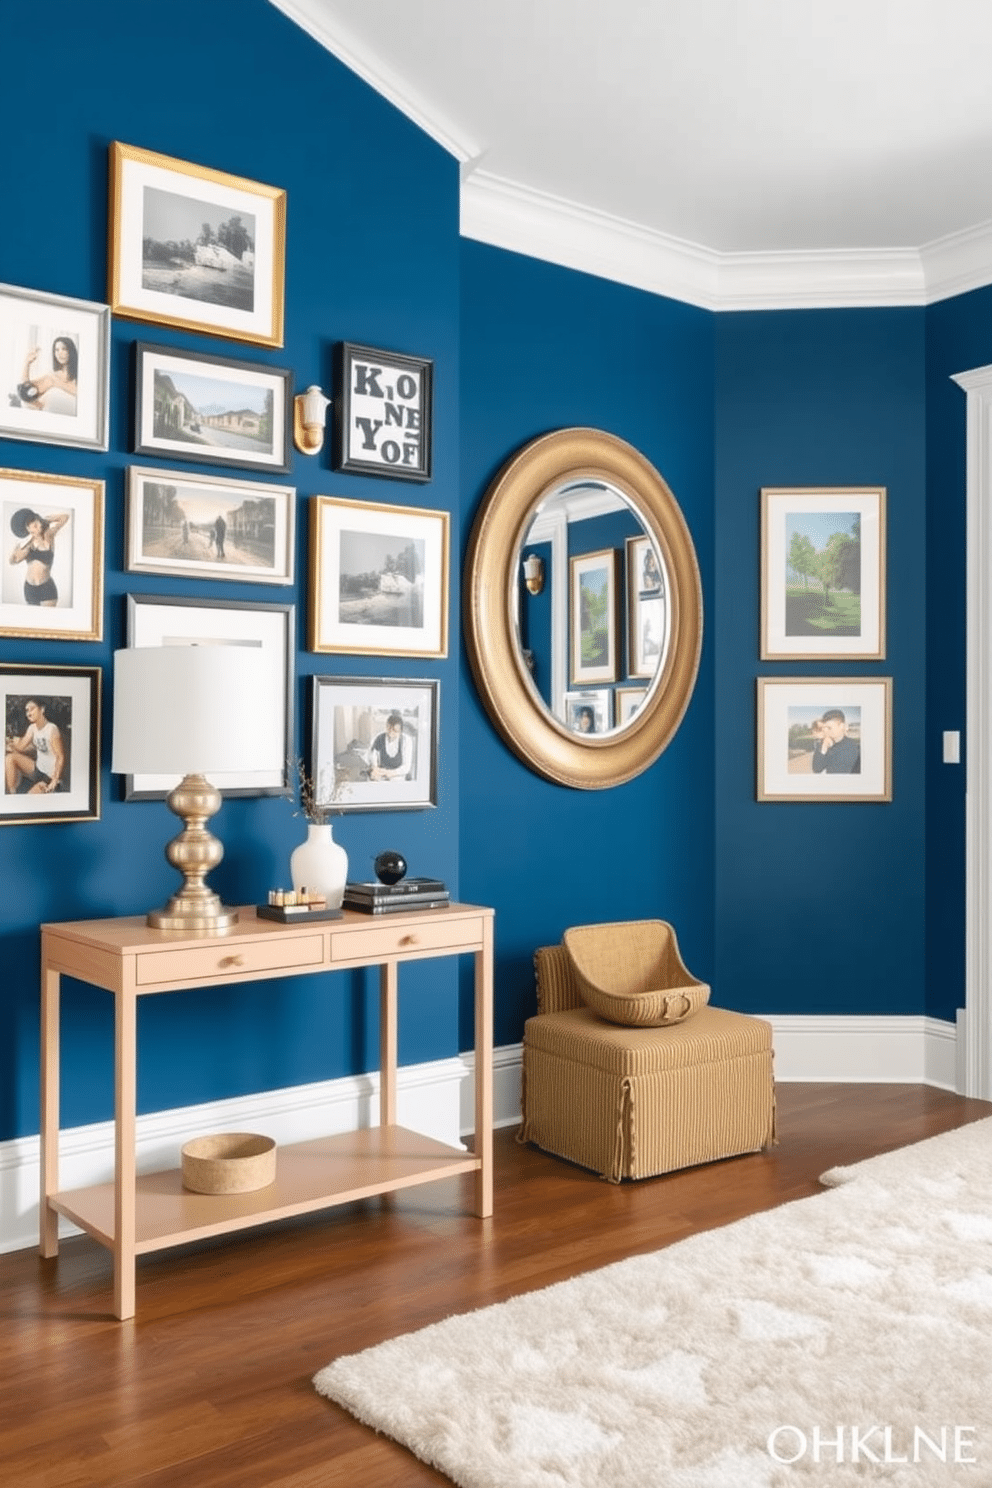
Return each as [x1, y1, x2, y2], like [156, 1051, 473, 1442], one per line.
[2, 663, 101, 824]
[761, 487, 886, 660]
[109, 142, 286, 347]
[333, 342, 433, 481]
[757, 677, 892, 803]
[126, 466, 295, 585]
[308, 496, 448, 657]
[0, 469, 103, 640]
[570, 548, 619, 685]
[0, 283, 110, 451]
[310, 675, 439, 813]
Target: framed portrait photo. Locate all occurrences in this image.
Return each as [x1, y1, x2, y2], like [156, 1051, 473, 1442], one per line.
[761, 486, 886, 660]
[570, 548, 619, 685]
[0, 469, 103, 641]
[563, 688, 612, 736]
[125, 594, 294, 799]
[0, 283, 110, 451]
[109, 141, 286, 347]
[333, 342, 433, 482]
[126, 466, 295, 585]
[625, 533, 669, 680]
[757, 677, 892, 803]
[308, 496, 449, 658]
[310, 675, 438, 813]
[2, 664, 100, 825]
[133, 343, 292, 474]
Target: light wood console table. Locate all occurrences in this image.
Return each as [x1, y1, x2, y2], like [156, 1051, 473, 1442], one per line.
[40, 903, 494, 1319]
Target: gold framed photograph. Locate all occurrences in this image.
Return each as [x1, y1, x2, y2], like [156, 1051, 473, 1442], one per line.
[761, 486, 886, 660]
[570, 547, 620, 685]
[109, 142, 286, 347]
[308, 496, 449, 658]
[0, 468, 104, 641]
[757, 676, 893, 803]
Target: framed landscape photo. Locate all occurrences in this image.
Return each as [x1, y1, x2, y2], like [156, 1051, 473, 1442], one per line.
[757, 677, 892, 803]
[570, 548, 619, 685]
[308, 496, 448, 657]
[125, 594, 294, 799]
[2, 663, 100, 825]
[0, 469, 103, 641]
[333, 342, 433, 482]
[761, 486, 886, 660]
[133, 343, 291, 474]
[0, 283, 110, 451]
[311, 675, 439, 813]
[126, 466, 295, 585]
[563, 688, 612, 735]
[109, 141, 286, 347]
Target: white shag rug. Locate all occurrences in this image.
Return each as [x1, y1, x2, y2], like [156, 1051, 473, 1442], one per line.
[314, 1116, 992, 1486]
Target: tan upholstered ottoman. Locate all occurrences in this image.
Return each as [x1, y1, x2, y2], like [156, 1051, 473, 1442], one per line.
[520, 944, 776, 1182]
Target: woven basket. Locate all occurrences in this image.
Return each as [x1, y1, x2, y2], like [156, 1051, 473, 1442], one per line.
[562, 919, 710, 1027]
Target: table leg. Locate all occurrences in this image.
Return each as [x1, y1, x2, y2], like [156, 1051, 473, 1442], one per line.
[379, 961, 398, 1128]
[473, 918, 494, 1217]
[39, 961, 60, 1258]
[113, 990, 138, 1321]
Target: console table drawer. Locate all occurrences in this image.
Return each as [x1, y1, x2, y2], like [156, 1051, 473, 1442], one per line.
[332, 916, 482, 962]
[134, 934, 326, 986]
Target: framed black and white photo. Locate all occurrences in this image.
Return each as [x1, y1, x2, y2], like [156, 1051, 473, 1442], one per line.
[563, 688, 612, 735]
[0, 469, 103, 641]
[126, 467, 295, 585]
[2, 663, 101, 825]
[309, 496, 448, 658]
[0, 283, 110, 451]
[761, 486, 886, 660]
[625, 532, 669, 680]
[757, 677, 892, 803]
[311, 675, 438, 813]
[333, 342, 433, 482]
[133, 343, 292, 474]
[570, 548, 620, 685]
[109, 142, 286, 347]
[125, 594, 294, 799]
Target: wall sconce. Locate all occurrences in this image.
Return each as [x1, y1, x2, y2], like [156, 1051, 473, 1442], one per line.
[522, 552, 545, 595]
[293, 384, 332, 455]
[111, 645, 282, 933]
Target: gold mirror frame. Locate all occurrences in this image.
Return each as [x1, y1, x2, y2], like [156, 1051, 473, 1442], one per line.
[464, 428, 703, 789]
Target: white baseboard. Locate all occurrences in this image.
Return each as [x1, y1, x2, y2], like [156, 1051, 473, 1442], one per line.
[0, 1017, 960, 1254]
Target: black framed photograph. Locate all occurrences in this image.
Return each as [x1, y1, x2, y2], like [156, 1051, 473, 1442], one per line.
[308, 495, 449, 657]
[0, 283, 110, 451]
[0, 468, 104, 641]
[311, 675, 438, 813]
[133, 342, 292, 474]
[109, 141, 286, 348]
[757, 677, 892, 803]
[333, 341, 433, 482]
[126, 466, 295, 585]
[2, 664, 101, 825]
[125, 594, 294, 799]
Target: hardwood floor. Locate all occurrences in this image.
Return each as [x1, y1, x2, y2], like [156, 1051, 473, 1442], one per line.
[3, 1083, 989, 1488]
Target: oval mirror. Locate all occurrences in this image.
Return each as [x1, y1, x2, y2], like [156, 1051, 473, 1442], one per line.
[464, 428, 702, 789]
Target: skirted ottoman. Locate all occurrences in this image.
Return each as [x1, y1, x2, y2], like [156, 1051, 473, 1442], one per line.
[519, 934, 776, 1182]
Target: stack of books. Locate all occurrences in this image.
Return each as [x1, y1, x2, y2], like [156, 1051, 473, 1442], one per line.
[343, 876, 450, 914]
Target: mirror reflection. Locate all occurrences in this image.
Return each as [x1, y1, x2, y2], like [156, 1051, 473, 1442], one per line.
[515, 480, 670, 737]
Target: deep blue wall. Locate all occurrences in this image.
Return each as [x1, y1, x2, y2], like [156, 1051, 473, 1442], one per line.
[0, 0, 462, 1140]
[714, 309, 928, 1014]
[459, 244, 716, 1048]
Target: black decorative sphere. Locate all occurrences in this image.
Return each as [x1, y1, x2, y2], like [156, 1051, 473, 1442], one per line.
[374, 850, 407, 885]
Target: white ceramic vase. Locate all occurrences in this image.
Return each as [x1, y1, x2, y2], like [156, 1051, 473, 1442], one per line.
[290, 822, 348, 909]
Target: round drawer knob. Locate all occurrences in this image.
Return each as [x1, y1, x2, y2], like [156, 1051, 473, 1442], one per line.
[218, 954, 245, 968]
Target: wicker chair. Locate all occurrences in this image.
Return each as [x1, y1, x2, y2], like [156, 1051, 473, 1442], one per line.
[519, 920, 776, 1182]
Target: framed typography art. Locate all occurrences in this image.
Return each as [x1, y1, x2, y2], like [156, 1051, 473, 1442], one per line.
[333, 342, 433, 482]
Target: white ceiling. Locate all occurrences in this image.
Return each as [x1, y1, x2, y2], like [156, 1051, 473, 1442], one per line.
[274, 0, 992, 309]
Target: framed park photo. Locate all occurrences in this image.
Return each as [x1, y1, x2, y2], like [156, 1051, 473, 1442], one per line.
[310, 675, 438, 813]
[126, 466, 295, 585]
[133, 343, 292, 474]
[570, 548, 619, 685]
[0, 469, 103, 641]
[308, 496, 449, 657]
[761, 486, 886, 660]
[109, 142, 286, 347]
[2, 664, 101, 825]
[0, 283, 110, 451]
[333, 342, 433, 482]
[757, 677, 892, 803]
[125, 594, 294, 799]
